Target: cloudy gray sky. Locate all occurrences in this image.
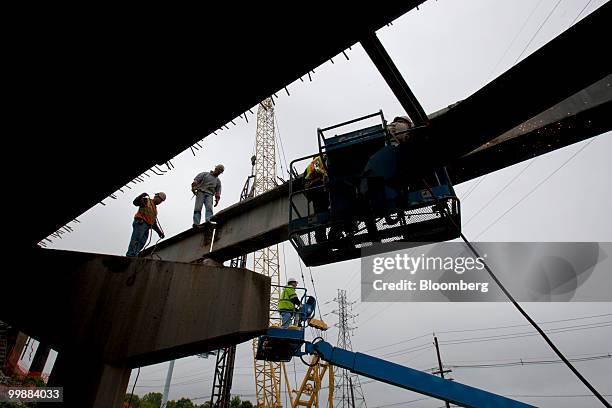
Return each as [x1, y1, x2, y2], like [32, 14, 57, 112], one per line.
[29, 0, 612, 406]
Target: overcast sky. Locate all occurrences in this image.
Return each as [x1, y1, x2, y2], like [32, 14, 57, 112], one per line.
[32, 1, 612, 406]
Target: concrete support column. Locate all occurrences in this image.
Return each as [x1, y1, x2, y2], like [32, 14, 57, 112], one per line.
[1, 249, 270, 408]
[46, 351, 131, 408]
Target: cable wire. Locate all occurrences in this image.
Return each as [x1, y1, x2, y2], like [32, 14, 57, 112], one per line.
[461, 176, 486, 201]
[437, 312, 612, 335]
[488, 0, 545, 79]
[569, 0, 594, 26]
[463, 159, 535, 227]
[448, 353, 611, 369]
[275, 115, 290, 178]
[422, 178, 610, 407]
[474, 138, 595, 240]
[513, 0, 563, 65]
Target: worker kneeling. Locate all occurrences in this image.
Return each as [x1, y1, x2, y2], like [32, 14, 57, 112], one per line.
[279, 277, 302, 328]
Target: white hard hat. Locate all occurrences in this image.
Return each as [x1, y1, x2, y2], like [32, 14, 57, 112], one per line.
[155, 192, 167, 201]
[287, 277, 298, 284]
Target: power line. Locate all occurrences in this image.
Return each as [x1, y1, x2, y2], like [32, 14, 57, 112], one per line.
[370, 397, 431, 408]
[432, 197, 612, 408]
[275, 115, 289, 178]
[447, 353, 611, 369]
[380, 344, 435, 359]
[488, 0, 545, 79]
[358, 303, 394, 326]
[474, 137, 595, 239]
[355, 290, 610, 355]
[360, 313, 612, 355]
[439, 321, 612, 346]
[463, 159, 535, 227]
[361, 319, 611, 371]
[462, 0, 598, 235]
[441, 350, 612, 365]
[437, 313, 612, 335]
[376, 393, 612, 408]
[352, 247, 421, 317]
[513, 0, 563, 65]
[509, 393, 612, 398]
[569, 0, 594, 26]
[461, 175, 486, 201]
[363, 333, 431, 353]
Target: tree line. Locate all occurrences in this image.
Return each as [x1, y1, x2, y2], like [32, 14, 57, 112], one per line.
[124, 392, 254, 408]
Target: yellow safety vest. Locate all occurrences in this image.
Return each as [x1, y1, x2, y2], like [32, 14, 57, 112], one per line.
[279, 287, 298, 311]
[304, 156, 327, 187]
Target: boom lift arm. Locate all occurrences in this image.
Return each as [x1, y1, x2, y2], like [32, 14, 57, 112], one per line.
[303, 340, 534, 408]
[256, 291, 534, 407]
[257, 329, 534, 407]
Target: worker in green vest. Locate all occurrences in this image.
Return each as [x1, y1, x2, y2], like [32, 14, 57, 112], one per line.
[279, 277, 301, 328]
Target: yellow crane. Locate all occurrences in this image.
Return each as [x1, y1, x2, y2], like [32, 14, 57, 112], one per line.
[252, 98, 283, 407]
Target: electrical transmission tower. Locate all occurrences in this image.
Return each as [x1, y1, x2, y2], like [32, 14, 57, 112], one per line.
[332, 290, 367, 408]
[252, 98, 283, 408]
[210, 346, 237, 408]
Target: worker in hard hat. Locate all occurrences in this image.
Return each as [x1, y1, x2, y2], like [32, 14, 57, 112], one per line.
[356, 116, 416, 240]
[126, 192, 166, 257]
[192, 164, 224, 227]
[303, 156, 329, 243]
[279, 277, 302, 328]
[386, 116, 414, 145]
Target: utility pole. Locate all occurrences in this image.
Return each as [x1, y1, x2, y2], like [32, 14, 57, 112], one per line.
[432, 335, 452, 408]
[332, 289, 366, 408]
[251, 98, 283, 408]
[161, 359, 175, 408]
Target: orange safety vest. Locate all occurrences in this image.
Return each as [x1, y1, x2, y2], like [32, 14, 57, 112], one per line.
[304, 156, 327, 184]
[134, 198, 157, 226]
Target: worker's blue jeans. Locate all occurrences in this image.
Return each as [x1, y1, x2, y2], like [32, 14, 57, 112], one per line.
[126, 219, 151, 257]
[280, 311, 294, 328]
[193, 191, 214, 225]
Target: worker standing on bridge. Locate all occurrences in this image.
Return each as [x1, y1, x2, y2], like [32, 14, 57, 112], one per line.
[126, 192, 166, 257]
[191, 164, 224, 227]
[279, 277, 301, 328]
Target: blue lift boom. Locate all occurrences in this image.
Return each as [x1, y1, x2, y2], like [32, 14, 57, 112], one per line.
[305, 339, 534, 408]
[257, 328, 534, 408]
[256, 290, 535, 408]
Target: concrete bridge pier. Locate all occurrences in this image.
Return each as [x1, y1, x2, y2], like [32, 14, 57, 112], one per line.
[2, 249, 271, 407]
